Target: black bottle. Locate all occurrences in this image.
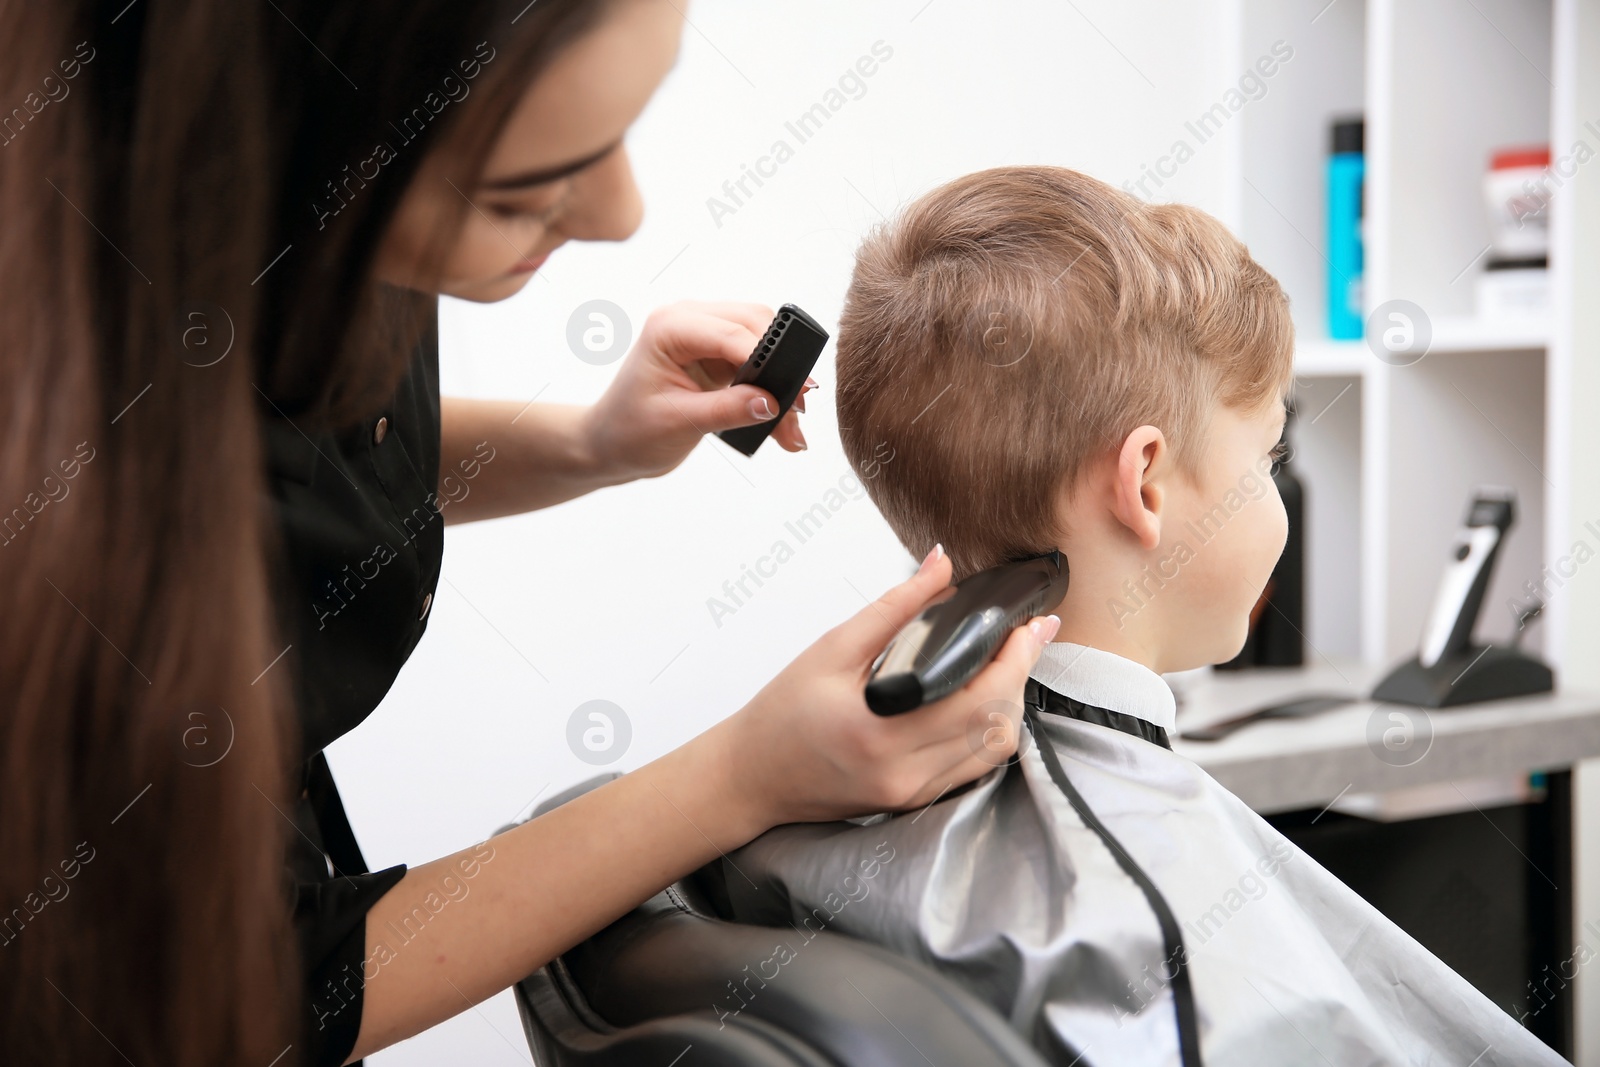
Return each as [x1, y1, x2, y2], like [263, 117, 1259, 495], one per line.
[1217, 410, 1305, 669]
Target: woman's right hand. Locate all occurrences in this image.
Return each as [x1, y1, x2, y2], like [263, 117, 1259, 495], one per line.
[709, 544, 1061, 835]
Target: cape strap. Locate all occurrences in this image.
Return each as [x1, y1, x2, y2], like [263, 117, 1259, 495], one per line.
[1023, 677, 1173, 750]
[1023, 698, 1204, 1067]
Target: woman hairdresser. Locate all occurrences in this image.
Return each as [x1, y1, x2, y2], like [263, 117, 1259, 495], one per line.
[0, 2, 1059, 1064]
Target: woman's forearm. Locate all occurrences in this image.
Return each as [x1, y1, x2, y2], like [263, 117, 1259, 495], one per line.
[436, 396, 624, 523]
[345, 716, 767, 1062]
[341, 544, 1050, 1061]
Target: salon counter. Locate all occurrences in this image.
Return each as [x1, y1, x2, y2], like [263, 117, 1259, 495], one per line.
[1169, 658, 1600, 816]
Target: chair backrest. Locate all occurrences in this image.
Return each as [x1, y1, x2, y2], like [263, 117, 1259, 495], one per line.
[509, 775, 1052, 1067]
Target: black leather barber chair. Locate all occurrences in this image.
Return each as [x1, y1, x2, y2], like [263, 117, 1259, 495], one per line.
[512, 776, 1049, 1066]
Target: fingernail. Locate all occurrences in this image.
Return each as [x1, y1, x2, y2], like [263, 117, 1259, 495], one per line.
[1029, 614, 1061, 644]
[917, 543, 944, 576]
[749, 396, 776, 420]
[796, 391, 807, 414]
[805, 376, 819, 390]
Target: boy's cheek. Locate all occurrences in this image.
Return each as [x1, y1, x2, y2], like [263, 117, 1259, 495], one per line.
[1268, 493, 1290, 560]
[1237, 495, 1289, 590]
[1190, 507, 1278, 621]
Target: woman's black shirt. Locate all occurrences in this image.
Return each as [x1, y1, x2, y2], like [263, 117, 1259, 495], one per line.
[264, 317, 445, 1066]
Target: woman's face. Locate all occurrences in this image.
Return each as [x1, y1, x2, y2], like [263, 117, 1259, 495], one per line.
[374, 0, 684, 302]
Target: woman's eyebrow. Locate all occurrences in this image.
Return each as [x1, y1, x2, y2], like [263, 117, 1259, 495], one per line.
[478, 139, 621, 192]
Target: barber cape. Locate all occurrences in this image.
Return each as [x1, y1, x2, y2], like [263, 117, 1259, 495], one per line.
[721, 642, 1567, 1066]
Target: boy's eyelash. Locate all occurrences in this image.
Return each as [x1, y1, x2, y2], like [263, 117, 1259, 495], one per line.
[1268, 440, 1290, 468]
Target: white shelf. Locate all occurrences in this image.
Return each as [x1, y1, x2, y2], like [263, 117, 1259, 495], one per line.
[1429, 313, 1550, 353]
[1295, 338, 1367, 377]
[1233, 0, 1600, 1053]
[1295, 315, 1549, 378]
[1234, 0, 1559, 666]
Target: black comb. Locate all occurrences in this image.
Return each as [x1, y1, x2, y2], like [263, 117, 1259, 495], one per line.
[717, 304, 829, 457]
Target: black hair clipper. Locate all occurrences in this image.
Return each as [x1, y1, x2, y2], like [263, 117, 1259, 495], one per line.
[717, 303, 829, 457]
[865, 550, 1069, 716]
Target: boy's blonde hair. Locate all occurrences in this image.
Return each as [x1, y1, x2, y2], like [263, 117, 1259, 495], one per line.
[837, 165, 1294, 580]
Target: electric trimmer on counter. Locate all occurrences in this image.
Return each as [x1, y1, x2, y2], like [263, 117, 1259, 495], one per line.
[1371, 487, 1553, 707]
[865, 550, 1070, 716]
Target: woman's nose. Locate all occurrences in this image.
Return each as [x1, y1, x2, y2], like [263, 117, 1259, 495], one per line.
[564, 145, 644, 242]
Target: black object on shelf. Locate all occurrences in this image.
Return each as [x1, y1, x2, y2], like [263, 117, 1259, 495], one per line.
[1217, 409, 1305, 670]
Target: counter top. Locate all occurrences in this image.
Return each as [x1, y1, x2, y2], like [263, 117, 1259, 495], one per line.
[1169, 658, 1600, 814]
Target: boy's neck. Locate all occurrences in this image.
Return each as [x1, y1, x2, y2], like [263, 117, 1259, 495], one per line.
[1049, 620, 1165, 674]
[1047, 540, 1192, 676]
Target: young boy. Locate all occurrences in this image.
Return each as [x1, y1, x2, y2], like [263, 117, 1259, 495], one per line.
[718, 167, 1565, 1065]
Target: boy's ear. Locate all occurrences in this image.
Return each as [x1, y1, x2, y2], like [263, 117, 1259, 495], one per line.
[1111, 425, 1165, 550]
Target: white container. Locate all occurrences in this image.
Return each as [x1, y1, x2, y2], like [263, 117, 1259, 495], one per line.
[1483, 146, 1552, 260]
[1476, 264, 1550, 316]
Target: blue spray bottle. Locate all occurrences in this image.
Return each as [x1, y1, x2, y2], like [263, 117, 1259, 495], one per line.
[1326, 117, 1364, 340]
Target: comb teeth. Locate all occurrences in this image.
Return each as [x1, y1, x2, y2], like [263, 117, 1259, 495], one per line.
[752, 309, 792, 368]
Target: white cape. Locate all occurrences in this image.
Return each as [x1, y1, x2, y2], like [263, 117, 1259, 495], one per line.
[721, 642, 1567, 1066]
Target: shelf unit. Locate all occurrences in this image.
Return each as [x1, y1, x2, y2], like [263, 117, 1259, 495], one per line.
[1226, 0, 1600, 1056]
[1228, 0, 1561, 668]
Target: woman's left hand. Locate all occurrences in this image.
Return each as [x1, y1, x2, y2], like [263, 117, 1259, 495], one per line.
[580, 300, 814, 480]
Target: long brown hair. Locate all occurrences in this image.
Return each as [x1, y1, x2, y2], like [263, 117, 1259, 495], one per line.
[0, 0, 608, 1061]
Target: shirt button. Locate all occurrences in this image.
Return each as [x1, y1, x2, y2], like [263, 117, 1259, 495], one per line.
[373, 416, 389, 444]
[418, 592, 433, 621]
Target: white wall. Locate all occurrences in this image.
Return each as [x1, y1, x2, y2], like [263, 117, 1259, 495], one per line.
[331, 1, 1237, 1061]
